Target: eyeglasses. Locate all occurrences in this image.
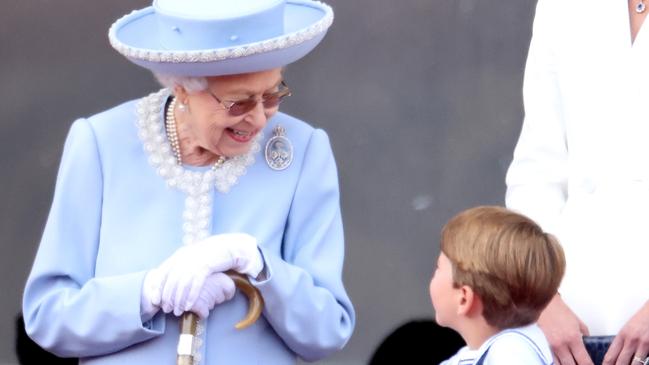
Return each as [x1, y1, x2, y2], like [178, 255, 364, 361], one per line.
[206, 81, 292, 117]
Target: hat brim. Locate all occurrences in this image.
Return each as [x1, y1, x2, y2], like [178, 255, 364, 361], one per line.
[109, 0, 333, 76]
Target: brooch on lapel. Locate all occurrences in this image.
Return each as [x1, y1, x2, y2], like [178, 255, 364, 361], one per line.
[265, 124, 293, 171]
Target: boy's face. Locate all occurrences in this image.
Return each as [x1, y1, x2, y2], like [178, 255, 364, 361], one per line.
[429, 252, 460, 328]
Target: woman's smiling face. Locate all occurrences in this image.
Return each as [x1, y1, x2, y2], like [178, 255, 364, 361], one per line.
[176, 67, 284, 159]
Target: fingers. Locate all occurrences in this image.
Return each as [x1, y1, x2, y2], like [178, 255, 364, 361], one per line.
[554, 344, 577, 365]
[602, 335, 627, 365]
[160, 269, 192, 315]
[161, 270, 237, 316]
[185, 273, 236, 319]
[547, 332, 593, 365]
[158, 261, 209, 316]
[568, 338, 593, 365]
[553, 340, 594, 365]
[212, 272, 236, 303]
[183, 269, 211, 312]
[144, 268, 165, 307]
[634, 339, 649, 365]
[188, 287, 214, 319]
[171, 269, 209, 316]
[538, 295, 594, 365]
[197, 273, 235, 306]
[171, 274, 188, 315]
[614, 341, 634, 365]
[160, 271, 178, 314]
[153, 233, 260, 316]
[606, 337, 649, 365]
[604, 332, 646, 365]
[603, 336, 622, 365]
[156, 247, 189, 313]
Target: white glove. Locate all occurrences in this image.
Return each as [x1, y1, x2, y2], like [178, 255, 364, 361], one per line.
[157, 233, 263, 316]
[141, 268, 165, 321]
[172, 272, 236, 318]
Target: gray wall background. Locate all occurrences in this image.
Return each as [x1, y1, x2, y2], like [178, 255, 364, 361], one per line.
[0, 0, 536, 364]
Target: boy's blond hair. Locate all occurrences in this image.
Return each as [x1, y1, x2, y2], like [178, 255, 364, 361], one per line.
[441, 206, 565, 329]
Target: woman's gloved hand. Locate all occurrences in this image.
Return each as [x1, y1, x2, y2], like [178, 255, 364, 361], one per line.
[172, 272, 236, 318]
[141, 267, 165, 321]
[155, 233, 263, 316]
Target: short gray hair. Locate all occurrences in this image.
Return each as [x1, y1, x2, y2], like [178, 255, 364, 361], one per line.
[153, 73, 209, 93]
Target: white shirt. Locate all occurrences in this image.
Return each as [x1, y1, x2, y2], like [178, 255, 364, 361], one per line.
[440, 324, 553, 365]
[506, 0, 649, 335]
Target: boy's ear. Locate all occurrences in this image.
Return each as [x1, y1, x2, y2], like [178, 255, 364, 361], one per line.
[457, 285, 481, 317]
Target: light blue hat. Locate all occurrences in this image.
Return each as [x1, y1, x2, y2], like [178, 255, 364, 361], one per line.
[109, 0, 334, 76]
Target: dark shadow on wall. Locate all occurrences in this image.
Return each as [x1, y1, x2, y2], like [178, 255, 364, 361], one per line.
[369, 319, 465, 365]
[15, 314, 78, 365]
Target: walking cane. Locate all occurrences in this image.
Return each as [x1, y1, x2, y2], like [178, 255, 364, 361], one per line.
[176, 271, 264, 365]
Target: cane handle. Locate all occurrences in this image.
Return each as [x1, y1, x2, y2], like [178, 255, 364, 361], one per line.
[176, 270, 264, 365]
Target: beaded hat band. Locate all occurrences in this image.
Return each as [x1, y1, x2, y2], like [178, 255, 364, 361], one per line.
[108, 0, 334, 76]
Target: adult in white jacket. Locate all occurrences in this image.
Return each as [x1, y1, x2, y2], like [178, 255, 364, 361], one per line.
[506, 1, 649, 364]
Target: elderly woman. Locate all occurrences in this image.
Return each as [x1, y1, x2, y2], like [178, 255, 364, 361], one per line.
[21, 1, 355, 364]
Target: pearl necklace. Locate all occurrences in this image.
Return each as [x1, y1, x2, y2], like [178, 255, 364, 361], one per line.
[165, 96, 226, 170]
[137, 89, 261, 195]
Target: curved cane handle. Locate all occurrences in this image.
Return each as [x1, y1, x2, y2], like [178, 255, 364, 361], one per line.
[176, 270, 264, 365]
[226, 271, 264, 329]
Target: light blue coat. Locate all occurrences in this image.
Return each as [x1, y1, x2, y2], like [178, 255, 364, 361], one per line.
[22, 96, 355, 365]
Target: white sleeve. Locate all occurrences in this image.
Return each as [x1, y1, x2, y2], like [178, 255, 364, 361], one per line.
[505, 0, 568, 232]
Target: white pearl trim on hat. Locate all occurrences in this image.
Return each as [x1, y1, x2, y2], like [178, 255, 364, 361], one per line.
[108, 2, 333, 64]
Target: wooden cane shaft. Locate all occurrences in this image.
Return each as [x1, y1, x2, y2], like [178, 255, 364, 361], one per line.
[176, 271, 264, 364]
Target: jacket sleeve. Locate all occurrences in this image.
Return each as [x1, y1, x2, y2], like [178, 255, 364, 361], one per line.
[505, 0, 568, 231]
[22, 119, 164, 358]
[251, 128, 355, 361]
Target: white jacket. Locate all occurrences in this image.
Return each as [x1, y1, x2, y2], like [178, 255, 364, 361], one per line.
[506, 0, 649, 335]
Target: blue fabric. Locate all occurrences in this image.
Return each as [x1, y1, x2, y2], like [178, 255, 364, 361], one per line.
[583, 336, 614, 365]
[22, 97, 355, 365]
[474, 348, 489, 365]
[112, 0, 332, 76]
[155, 0, 285, 50]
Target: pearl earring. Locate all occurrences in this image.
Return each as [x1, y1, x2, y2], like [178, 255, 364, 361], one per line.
[178, 102, 187, 112]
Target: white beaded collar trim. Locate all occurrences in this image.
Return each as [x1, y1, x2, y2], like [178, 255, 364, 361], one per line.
[109, 3, 333, 64]
[135, 88, 261, 195]
[137, 89, 260, 364]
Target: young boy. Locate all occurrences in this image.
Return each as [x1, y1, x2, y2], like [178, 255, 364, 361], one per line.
[430, 206, 565, 364]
